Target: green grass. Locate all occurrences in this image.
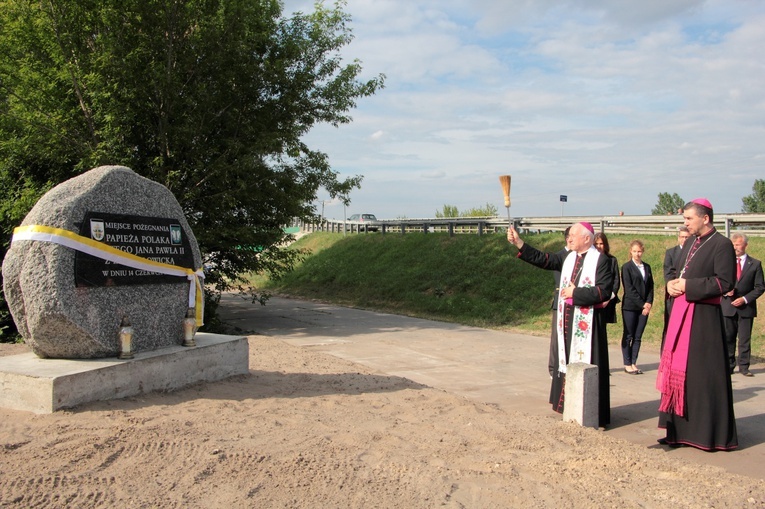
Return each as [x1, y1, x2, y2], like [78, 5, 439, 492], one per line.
[246, 231, 765, 359]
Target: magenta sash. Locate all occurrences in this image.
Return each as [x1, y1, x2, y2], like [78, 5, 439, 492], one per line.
[656, 294, 720, 416]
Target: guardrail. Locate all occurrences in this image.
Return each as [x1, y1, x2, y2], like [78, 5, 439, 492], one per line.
[298, 214, 765, 237]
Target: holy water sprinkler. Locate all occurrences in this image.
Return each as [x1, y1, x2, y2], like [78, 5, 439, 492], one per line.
[499, 175, 512, 226]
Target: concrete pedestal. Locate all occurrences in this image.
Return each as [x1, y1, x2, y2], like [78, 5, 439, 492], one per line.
[562, 362, 599, 428]
[0, 333, 248, 413]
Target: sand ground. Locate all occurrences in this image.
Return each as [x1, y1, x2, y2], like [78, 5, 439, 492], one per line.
[1, 332, 764, 508]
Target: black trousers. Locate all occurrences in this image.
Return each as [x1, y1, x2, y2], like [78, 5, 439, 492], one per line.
[621, 309, 648, 366]
[724, 314, 754, 371]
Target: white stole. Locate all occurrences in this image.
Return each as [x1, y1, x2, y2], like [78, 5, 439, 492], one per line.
[556, 245, 600, 374]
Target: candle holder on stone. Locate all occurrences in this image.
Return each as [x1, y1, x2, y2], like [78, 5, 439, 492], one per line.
[118, 316, 134, 359]
[182, 308, 197, 347]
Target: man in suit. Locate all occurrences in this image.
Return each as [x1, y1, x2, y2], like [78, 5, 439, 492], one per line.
[722, 233, 765, 377]
[662, 227, 690, 349]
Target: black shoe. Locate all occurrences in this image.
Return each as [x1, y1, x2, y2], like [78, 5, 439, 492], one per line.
[657, 438, 684, 448]
[740, 370, 754, 377]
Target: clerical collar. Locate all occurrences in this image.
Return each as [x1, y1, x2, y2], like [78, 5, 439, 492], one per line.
[696, 227, 716, 239]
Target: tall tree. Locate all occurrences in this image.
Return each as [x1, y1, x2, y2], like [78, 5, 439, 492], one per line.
[0, 0, 384, 336]
[652, 192, 685, 215]
[742, 179, 765, 213]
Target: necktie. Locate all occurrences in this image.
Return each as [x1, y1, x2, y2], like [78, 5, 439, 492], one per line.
[736, 257, 742, 280]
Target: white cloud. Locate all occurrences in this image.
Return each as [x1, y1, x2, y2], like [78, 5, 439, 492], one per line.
[288, 0, 765, 218]
[421, 170, 447, 179]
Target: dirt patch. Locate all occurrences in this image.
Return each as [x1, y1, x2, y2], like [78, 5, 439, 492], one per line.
[0, 338, 763, 508]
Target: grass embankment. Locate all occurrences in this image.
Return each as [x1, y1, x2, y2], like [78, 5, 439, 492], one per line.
[248, 231, 765, 358]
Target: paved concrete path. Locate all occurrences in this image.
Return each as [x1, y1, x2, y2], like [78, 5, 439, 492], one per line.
[218, 293, 765, 481]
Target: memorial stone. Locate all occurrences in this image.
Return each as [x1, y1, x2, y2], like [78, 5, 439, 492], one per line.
[2, 165, 203, 359]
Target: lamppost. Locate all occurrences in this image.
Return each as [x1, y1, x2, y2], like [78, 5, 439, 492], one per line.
[320, 199, 330, 230]
[338, 193, 350, 237]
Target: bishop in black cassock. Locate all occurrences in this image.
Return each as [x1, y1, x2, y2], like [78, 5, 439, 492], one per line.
[508, 222, 613, 427]
[660, 199, 737, 451]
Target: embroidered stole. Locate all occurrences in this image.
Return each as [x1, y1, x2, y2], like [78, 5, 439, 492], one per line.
[556, 246, 600, 374]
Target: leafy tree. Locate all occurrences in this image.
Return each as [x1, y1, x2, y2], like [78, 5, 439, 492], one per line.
[435, 205, 459, 218]
[742, 179, 765, 213]
[435, 203, 498, 218]
[0, 0, 384, 338]
[462, 202, 498, 217]
[652, 192, 685, 215]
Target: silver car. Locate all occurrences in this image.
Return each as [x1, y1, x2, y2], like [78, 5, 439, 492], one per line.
[348, 213, 379, 232]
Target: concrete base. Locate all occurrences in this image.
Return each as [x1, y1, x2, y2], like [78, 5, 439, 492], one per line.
[562, 362, 599, 428]
[0, 333, 248, 414]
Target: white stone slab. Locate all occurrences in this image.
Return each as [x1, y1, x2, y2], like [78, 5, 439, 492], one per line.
[0, 333, 248, 413]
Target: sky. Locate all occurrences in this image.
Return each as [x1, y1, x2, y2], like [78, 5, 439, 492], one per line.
[282, 0, 765, 220]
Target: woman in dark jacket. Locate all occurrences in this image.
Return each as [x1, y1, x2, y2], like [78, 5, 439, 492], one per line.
[621, 239, 654, 374]
[594, 232, 620, 324]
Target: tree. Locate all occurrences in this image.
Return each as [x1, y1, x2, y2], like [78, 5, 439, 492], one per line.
[742, 179, 765, 213]
[462, 202, 498, 217]
[0, 0, 384, 337]
[435, 203, 498, 218]
[652, 192, 685, 215]
[435, 205, 459, 218]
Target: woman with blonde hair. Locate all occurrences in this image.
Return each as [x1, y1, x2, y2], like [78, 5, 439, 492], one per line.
[621, 239, 654, 374]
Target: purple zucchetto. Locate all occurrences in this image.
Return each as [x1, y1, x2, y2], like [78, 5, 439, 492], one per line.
[579, 221, 595, 234]
[691, 198, 713, 210]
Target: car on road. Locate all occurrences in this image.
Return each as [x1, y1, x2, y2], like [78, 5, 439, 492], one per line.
[348, 213, 380, 232]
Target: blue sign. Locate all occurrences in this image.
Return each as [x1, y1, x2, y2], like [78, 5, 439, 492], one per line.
[560, 195, 568, 202]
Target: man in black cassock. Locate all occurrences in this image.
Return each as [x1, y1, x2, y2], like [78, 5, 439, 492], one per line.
[508, 222, 613, 428]
[659, 198, 738, 450]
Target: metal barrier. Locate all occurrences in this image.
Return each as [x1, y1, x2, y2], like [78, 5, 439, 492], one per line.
[298, 214, 765, 237]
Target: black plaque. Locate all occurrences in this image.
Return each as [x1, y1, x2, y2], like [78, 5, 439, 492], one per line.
[75, 212, 196, 287]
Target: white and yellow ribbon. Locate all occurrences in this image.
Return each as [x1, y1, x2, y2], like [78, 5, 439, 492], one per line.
[12, 224, 205, 326]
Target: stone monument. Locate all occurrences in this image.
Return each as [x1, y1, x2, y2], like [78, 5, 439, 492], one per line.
[2, 165, 204, 359]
